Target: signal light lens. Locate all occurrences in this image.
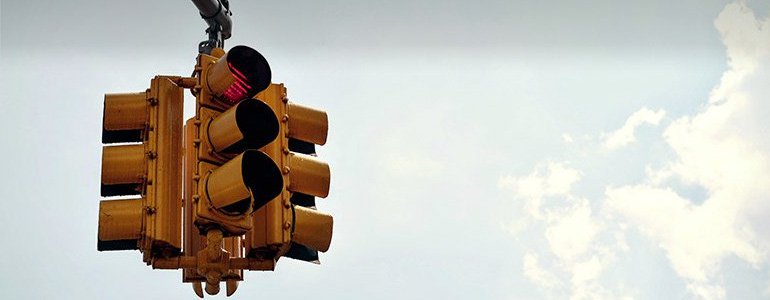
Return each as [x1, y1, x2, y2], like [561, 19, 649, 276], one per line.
[206, 45, 272, 104]
[206, 98, 279, 154]
[204, 150, 284, 215]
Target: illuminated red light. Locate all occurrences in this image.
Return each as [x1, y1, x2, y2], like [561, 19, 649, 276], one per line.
[222, 62, 254, 104]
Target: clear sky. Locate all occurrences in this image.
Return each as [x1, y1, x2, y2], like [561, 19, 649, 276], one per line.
[1, 0, 769, 299]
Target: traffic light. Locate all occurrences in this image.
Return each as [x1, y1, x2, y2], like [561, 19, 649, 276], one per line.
[98, 76, 184, 260]
[245, 84, 334, 262]
[189, 45, 283, 237]
[179, 45, 285, 296]
[183, 119, 245, 297]
[97, 44, 335, 298]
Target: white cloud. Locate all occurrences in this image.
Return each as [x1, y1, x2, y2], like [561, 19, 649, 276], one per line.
[603, 107, 665, 150]
[545, 199, 600, 262]
[563, 134, 574, 144]
[500, 163, 625, 298]
[606, 185, 762, 283]
[605, 3, 770, 299]
[523, 252, 561, 290]
[501, 3, 770, 299]
[570, 255, 605, 286]
[498, 162, 581, 219]
[499, 162, 581, 200]
[686, 283, 726, 300]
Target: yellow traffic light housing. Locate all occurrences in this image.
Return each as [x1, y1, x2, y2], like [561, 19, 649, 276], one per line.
[98, 198, 143, 250]
[98, 76, 183, 259]
[292, 205, 334, 253]
[246, 84, 334, 262]
[97, 44, 335, 298]
[190, 46, 283, 237]
[199, 45, 271, 109]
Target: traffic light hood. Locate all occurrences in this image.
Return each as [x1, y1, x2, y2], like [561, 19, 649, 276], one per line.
[206, 45, 272, 104]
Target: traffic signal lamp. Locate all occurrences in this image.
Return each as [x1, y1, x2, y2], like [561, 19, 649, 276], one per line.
[200, 45, 271, 108]
[183, 119, 247, 296]
[98, 45, 334, 298]
[246, 84, 334, 262]
[190, 45, 283, 237]
[98, 77, 183, 260]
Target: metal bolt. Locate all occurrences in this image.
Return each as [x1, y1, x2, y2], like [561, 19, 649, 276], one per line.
[283, 167, 290, 174]
[282, 114, 289, 122]
[147, 151, 156, 159]
[148, 98, 158, 106]
[283, 222, 291, 229]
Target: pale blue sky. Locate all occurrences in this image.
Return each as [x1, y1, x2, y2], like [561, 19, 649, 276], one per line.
[1, 1, 769, 299]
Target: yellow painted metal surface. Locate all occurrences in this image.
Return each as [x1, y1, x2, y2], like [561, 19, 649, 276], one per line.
[204, 153, 252, 211]
[205, 51, 239, 100]
[98, 198, 143, 248]
[246, 84, 292, 257]
[204, 98, 279, 156]
[287, 152, 330, 198]
[206, 102, 244, 153]
[196, 53, 230, 111]
[101, 144, 145, 186]
[195, 160, 253, 235]
[98, 76, 183, 258]
[99, 46, 334, 296]
[222, 236, 244, 281]
[292, 206, 333, 252]
[191, 51, 281, 238]
[192, 49, 282, 245]
[143, 76, 184, 257]
[102, 92, 148, 131]
[183, 118, 249, 283]
[183, 118, 206, 282]
[246, 83, 334, 258]
[197, 106, 233, 164]
[287, 102, 328, 145]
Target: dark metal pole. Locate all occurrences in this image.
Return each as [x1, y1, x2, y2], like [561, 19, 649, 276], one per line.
[191, 0, 232, 54]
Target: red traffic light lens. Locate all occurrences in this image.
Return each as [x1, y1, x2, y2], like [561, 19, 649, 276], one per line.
[223, 46, 271, 103]
[207, 45, 272, 104]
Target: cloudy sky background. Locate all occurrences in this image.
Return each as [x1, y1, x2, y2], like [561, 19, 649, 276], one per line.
[1, 0, 769, 299]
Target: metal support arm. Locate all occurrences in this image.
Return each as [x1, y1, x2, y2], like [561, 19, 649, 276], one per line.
[191, 0, 232, 54]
